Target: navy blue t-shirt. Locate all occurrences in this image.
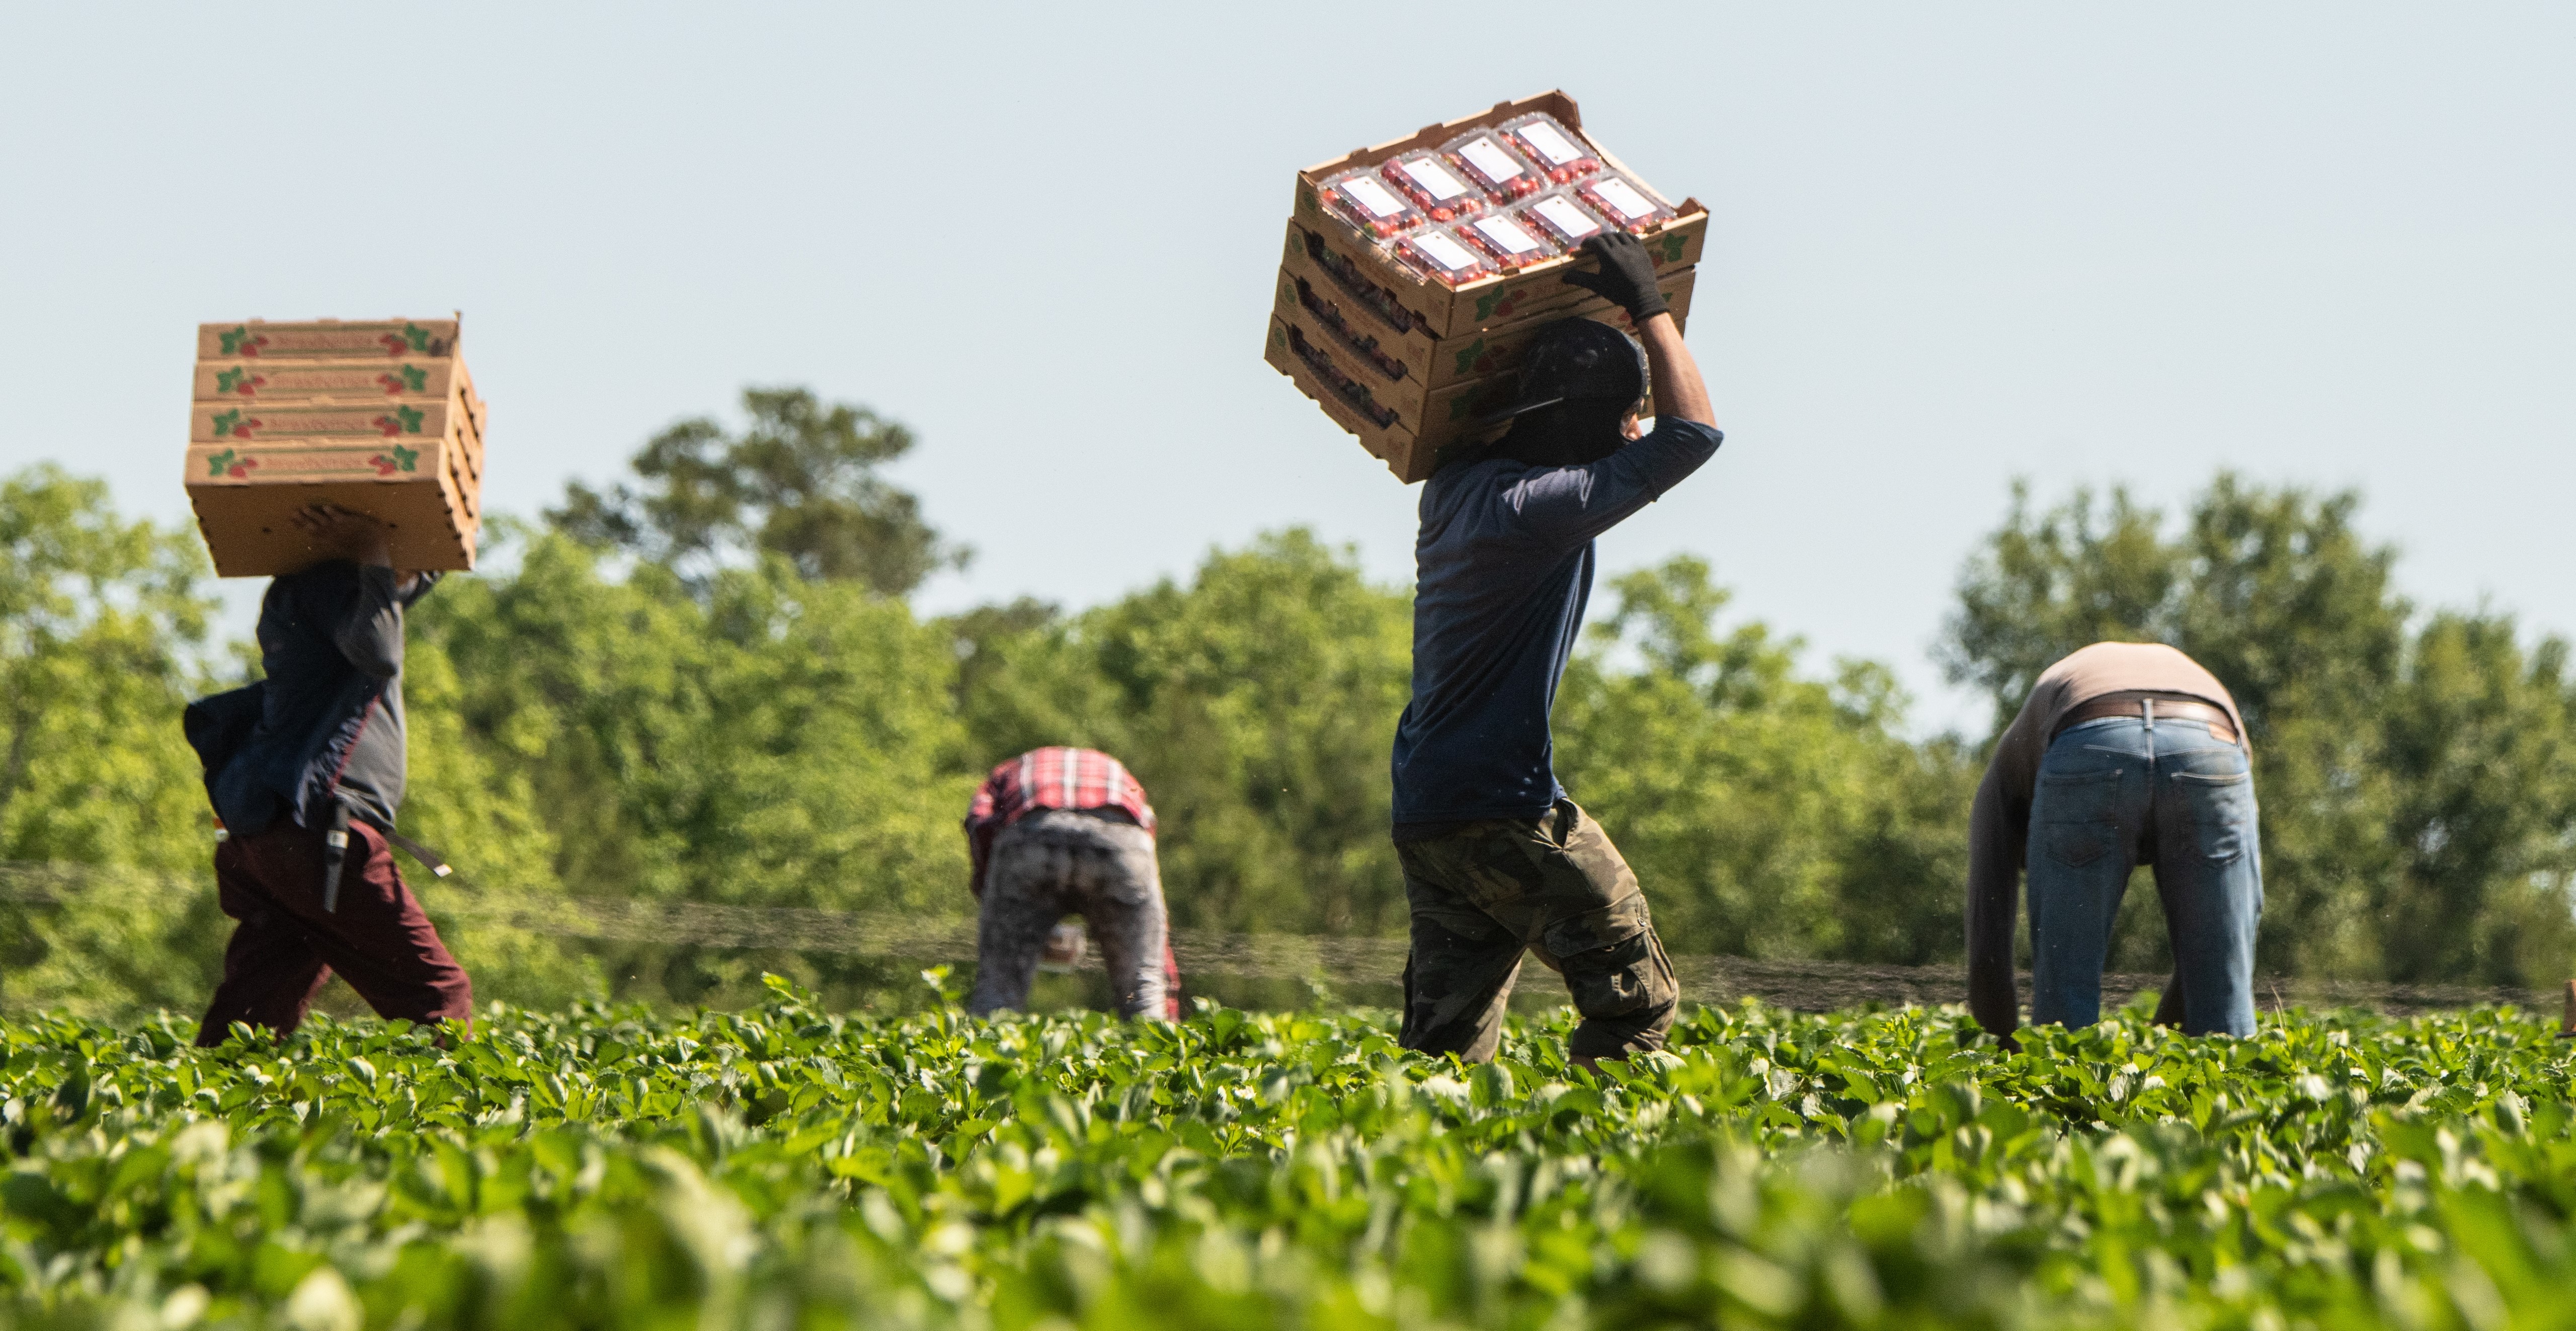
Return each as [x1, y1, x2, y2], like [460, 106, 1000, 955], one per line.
[1390, 419, 1723, 829]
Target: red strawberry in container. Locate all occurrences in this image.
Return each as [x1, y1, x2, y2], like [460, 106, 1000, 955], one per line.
[1498, 113, 1603, 186]
[1392, 225, 1497, 289]
[1574, 170, 1678, 237]
[1439, 130, 1545, 203]
[1379, 152, 1490, 224]
[1516, 189, 1612, 250]
[1319, 167, 1426, 241]
[1456, 211, 1563, 273]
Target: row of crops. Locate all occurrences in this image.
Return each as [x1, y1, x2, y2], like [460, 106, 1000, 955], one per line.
[0, 978, 2569, 1328]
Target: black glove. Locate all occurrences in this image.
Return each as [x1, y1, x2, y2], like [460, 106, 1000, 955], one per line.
[1558, 231, 1669, 323]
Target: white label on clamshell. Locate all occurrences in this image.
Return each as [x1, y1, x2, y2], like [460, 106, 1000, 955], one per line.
[1340, 176, 1408, 218]
[1398, 157, 1475, 201]
[1459, 137, 1525, 183]
[1516, 120, 1586, 166]
[1533, 195, 1601, 239]
[1412, 231, 1482, 272]
[1590, 177, 1660, 220]
[1472, 215, 1545, 255]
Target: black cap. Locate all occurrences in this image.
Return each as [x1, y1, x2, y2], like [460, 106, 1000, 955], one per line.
[1469, 317, 1647, 430]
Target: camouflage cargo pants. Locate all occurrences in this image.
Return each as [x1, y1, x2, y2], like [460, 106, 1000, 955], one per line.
[1395, 799, 1678, 1063]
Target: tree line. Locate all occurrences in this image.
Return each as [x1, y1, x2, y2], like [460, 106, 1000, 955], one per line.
[3, 387, 2569, 1015]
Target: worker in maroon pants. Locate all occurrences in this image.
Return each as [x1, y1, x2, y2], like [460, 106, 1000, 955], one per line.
[184, 505, 473, 1044]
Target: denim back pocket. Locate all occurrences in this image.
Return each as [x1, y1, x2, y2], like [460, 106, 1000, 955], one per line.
[2172, 769, 2255, 863]
[2033, 766, 2126, 868]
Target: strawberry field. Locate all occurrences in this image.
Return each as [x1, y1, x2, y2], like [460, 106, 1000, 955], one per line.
[0, 983, 2569, 1329]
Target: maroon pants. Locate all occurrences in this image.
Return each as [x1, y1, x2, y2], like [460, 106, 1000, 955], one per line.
[196, 818, 475, 1046]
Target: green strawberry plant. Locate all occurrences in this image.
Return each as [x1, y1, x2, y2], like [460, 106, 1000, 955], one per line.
[0, 982, 2564, 1327]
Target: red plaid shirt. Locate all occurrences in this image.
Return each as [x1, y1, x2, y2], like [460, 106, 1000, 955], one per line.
[963, 747, 1157, 896]
[964, 747, 1177, 1016]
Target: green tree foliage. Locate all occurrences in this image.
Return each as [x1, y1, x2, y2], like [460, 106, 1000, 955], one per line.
[1558, 557, 1976, 962]
[953, 531, 1415, 937]
[0, 466, 227, 1015]
[550, 387, 967, 595]
[10, 446, 2571, 1020]
[1944, 474, 2576, 985]
[419, 528, 976, 1007]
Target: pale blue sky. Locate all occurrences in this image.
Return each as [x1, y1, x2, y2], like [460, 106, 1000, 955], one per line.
[4, 4, 2569, 733]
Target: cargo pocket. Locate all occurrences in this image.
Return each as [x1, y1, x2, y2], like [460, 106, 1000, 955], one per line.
[2033, 766, 2125, 869]
[1544, 900, 1659, 1019]
[2174, 770, 2254, 863]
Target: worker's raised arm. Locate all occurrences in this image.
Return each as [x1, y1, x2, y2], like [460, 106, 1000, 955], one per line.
[1561, 233, 1712, 426]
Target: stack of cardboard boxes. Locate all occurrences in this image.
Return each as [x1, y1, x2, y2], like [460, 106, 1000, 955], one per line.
[1265, 91, 1705, 483]
[185, 317, 487, 577]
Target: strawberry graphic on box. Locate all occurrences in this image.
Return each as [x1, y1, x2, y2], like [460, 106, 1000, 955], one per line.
[1474, 287, 1530, 324]
[215, 367, 267, 397]
[206, 449, 258, 480]
[372, 405, 426, 437]
[367, 444, 419, 477]
[217, 327, 271, 357]
[209, 409, 261, 440]
[378, 323, 436, 357]
[376, 365, 429, 396]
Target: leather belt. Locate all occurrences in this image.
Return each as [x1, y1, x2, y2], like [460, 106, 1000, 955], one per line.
[2054, 692, 2237, 744]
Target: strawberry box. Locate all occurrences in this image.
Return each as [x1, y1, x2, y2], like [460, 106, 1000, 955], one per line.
[187, 315, 487, 576]
[1289, 90, 1704, 340]
[185, 436, 477, 576]
[195, 318, 460, 361]
[1269, 259, 1700, 484]
[1265, 315, 1450, 484]
[1272, 260, 1697, 409]
[1278, 221, 1698, 390]
[193, 358, 465, 404]
[190, 399, 465, 446]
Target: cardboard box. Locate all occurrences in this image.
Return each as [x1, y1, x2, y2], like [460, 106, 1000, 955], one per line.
[1276, 224, 1696, 391]
[1290, 91, 1706, 340]
[193, 358, 465, 403]
[1272, 285, 1529, 441]
[190, 399, 465, 445]
[1265, 316, 1516, 484]
[186, 437, 476, 576]
[187, 316, 484, 576]
[195, 319, 459, 361]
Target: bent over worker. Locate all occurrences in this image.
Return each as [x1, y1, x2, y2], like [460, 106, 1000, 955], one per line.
[963, 746, 1179, 1020]
[1966, 642, 2263, 1042]
[1389, 232, 1720, 1067]
[186, 505, 474, 1044]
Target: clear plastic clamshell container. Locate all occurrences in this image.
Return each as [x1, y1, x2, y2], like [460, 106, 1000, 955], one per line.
[1515, 189, 1612, 250]
[1457, 210, 1562, 271]
[1378, 151, 1491, 223]
[1497, 112, 1603, 185]
[1439, 129, 1545, 202]
[1573, 170, 1677, 236]
[1318, 167, 1425, 240]
[1392, 224, 1498, 288]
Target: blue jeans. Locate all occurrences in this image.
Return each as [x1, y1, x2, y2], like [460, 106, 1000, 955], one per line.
[2026, 716, 2262, 1036]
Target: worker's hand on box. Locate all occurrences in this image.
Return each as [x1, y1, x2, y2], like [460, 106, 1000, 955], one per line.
[1559, 232, 1670, 324]
[291, 504, 393, 568]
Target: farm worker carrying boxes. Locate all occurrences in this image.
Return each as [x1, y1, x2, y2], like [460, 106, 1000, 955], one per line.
[1965, 642, 2262, 1046]
[182, 505, 476, 1044]
[1387, 233, 1721, 1069]
[963, 747, 1181, 1020]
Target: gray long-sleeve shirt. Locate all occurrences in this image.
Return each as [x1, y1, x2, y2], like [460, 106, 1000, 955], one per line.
[1391, 418, 1724, 829]
[214, 562, 436, 834]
